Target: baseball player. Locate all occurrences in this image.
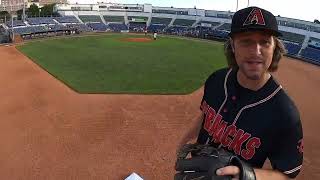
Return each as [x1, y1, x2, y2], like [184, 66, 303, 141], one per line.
[153, 31, 157, 40]
[177, 6, 303, 180]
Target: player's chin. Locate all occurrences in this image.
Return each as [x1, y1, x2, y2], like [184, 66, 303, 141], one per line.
[244, 70, 264, 80]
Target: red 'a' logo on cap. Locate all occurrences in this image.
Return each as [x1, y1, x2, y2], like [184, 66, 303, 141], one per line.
[243, 8, 266, 26]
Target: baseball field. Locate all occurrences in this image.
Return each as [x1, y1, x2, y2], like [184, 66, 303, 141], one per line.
[0, 33, 319, 179]
[17, 34, 226, 94]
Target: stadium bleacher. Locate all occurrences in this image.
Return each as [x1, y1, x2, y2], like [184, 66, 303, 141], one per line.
[212, 30, 229, 39]
[197, 21, 220, 27]
[108, 23, 128, 32]
[300, 47, 320, 64]
[5, 20, 25, 27]
[172, 19, 196, 27]
[279, 31, 305, 44]
[216, 23, 231, 31]
[128, 16, 148, 22]
[27, 17, 56, 25]
[66, 24, 92, 32]
[165, 26, 188, 34]
[48, 24, 68, 31]
[148, 24, 166, 32]
[78, 15, 102, 23]
[283, 41, 302, 56]
[103, 16, 124, 23]
[54, 16, 79, 23]
[1, 5, 319, 68]
[150, 17, 172, 25]
[129, 22, 146, 32]
[13, 26, 47, 35]
[87, 23, 108, 31]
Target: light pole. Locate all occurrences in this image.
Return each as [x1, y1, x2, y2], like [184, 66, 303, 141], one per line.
[236, 0, 239, 11]
[22, 0, 26, 21]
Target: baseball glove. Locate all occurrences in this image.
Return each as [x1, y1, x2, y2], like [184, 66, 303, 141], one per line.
[174, 143, 256, 180]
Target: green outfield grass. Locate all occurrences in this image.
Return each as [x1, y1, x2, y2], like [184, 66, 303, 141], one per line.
[17, 34, 227, 94]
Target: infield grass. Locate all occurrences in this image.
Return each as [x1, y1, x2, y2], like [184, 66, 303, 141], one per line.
[17, 34, 227, 94]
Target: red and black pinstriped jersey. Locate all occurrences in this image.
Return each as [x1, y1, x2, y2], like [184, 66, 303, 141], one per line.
[197, 68, 303, 178]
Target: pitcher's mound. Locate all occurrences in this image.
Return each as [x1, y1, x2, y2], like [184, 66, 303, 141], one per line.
[120, 37, 152, 42]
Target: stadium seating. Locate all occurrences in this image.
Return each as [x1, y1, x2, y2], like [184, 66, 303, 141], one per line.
[279, 31, 305, 44]
[13, 26, 47, 35]
[78, 15, 102, 23]
[165, 26, 188, 34]
[150, 17, 172, 25]
[103, 16, 124, 23]
[128, 16, 148, 22]
[172, 19, 196, 26]
[197, 21, 220, 27]
[108, 23, 128, 32]
[129, 22, 146, 32]
[216, 23, 231, 31]
[213, 30, 229, 39]
[148, 24, 167, 32]
[87, 23, 108, 31]
[66, 24, 92, 32]
[48, 24, 68, 31]
[54, 16, 80, 23]
[6, 20, 25, 27]
[300, 47, 320, 64]
[27, 17, 56, 25]
[309, 26, 320, 33]
[283, 41, 302, 56]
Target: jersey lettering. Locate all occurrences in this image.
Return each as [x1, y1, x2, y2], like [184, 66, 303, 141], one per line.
[204, 107, 216, 131]
[220, 125, 237, 147]
[229, 129, 251, 155]
[208, 114, 223, 136]
[201, 100, 261, 160]
[212, 120, 228, 143]
[241, 137, 261, 160]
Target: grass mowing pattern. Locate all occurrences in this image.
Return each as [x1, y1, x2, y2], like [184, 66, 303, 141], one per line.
[17, 34, 227, 94]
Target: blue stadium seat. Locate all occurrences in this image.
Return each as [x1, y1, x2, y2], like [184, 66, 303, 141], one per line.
[108, 23, 128, 32]
[6, 20, 25, 27]
[148, 24, 167, 32]
[27, 17, 56, 25]
[283, 42, 302, 56]
[300, 47, 320, 64]
[54, 16, 80, 23]
[87, 23, 108, 31]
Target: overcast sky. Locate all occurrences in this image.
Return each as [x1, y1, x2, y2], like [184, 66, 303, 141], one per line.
[70, 0, 319, 22]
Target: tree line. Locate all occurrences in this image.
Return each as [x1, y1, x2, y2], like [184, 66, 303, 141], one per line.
[0, 3, 59, 22]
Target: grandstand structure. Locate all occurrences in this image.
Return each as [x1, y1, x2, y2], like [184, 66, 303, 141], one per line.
[1, 2, 320, 65]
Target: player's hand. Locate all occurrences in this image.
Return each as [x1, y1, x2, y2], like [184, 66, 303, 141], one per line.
[216, 165, 240, 180]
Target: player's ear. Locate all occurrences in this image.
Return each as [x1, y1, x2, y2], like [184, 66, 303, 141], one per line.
[230, 38, 235, 53]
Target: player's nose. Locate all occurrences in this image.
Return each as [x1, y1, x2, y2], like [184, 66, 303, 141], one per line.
[250, 43, 262, 56]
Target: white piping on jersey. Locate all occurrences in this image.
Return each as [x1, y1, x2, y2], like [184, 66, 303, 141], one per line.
[283, 165, 302, 174]
[208, 68, 282, 146]
[232, 85, 282, 125]
[205, 69, 232, 145]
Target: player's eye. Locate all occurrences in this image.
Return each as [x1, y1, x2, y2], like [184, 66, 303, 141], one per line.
[239, 39, 252, 46]
[260, 40, 272, 47]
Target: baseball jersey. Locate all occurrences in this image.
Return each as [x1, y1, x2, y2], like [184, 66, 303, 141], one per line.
[197, 68, 303, 178]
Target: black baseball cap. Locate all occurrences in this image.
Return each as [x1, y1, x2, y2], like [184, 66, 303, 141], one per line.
[230, 6, 282, 37]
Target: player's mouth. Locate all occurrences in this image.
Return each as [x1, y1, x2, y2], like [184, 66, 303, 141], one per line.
[245, 60, 263, 69]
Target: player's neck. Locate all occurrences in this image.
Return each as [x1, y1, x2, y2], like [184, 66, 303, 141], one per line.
[237, 71, 271, 91]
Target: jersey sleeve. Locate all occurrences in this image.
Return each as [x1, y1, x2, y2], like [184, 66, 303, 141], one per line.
[268, 104, 303, 179]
